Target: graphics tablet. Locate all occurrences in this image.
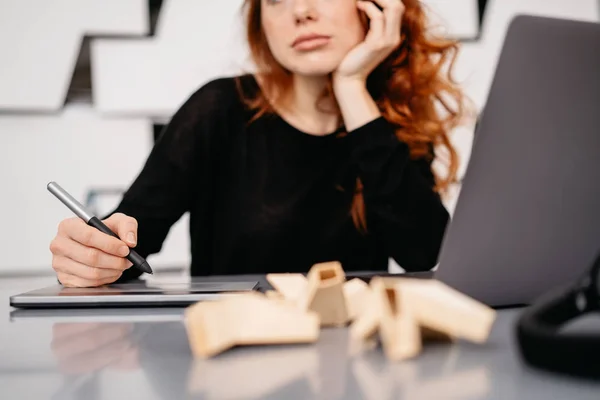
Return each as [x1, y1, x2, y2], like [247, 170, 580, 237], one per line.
[9, 307, 187, 322]
[9, 278, 259, 309]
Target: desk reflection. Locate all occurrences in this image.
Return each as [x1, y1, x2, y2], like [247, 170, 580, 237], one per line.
[51, 322, 138, 374]
[186, 328, 351, 399]
[47, 319, 500, 400]
[352, 345, 491, 400]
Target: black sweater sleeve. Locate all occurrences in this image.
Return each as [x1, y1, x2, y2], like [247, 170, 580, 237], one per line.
[107, 79, 229, 281]
[347, 117, 450, 272]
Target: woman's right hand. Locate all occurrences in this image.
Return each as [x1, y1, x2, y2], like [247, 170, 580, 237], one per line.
[49, 213, 138, 287]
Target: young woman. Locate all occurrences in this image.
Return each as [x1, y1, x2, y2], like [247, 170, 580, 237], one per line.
[49, 0, 466, 287]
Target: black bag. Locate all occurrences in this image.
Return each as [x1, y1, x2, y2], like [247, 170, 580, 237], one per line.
[516, 250, 600, 378]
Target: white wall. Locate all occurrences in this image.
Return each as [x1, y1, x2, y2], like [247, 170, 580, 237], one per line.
[0, 107, 154, 273]
[0, 0, 598, 275]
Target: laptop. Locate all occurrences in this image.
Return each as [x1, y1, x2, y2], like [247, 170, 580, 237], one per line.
[433, 15, 600, 307]
[9, 278, 259, 308]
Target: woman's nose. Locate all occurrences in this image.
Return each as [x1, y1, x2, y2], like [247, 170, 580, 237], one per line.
[291, 0, 319, 23]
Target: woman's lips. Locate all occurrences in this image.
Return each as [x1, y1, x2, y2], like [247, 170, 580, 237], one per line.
[292, 34, 331, 51]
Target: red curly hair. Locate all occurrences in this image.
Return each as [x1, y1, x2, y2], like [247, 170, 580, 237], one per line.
[237, 0, 468, 232]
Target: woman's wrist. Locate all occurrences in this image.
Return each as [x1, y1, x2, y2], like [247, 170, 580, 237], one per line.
[333, 78, 381, 132]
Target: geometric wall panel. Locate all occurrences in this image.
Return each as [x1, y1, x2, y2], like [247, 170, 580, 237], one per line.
[422, 0, 480, 40]
[0, 0, 148, 111]
[92, 0, 250, 118]
[93, 0, 480, 118]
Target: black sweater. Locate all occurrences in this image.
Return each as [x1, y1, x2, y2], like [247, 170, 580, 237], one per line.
[110, 74, 449, 280]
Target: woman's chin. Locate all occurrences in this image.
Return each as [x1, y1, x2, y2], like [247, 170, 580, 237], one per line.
[286, 64, 339, 78]
[280, 54, 343, 78]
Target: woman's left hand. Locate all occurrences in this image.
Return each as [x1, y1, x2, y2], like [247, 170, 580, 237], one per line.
[334, 0, 405, 84]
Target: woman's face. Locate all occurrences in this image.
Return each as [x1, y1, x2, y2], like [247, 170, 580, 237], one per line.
[261, 0, 366, 77]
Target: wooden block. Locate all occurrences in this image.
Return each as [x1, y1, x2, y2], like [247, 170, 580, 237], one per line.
[396, 279, 496, 343]
[185, 299, 234, 358]
[302, 261, 349, 327]
[265, 273, 308, 303]
[185, 292, 320, 358]
[349, 275, 496, 361]
[343, 278, 370, 321]
[265, 290, 284, 300]
[185, 264, 496, 362]
[268, 262, 358, 327]
[349, 287, 380, 342]
[371, 278, 422, 361]
[420, 326, 453, 342]
[349, 278, 422, 360]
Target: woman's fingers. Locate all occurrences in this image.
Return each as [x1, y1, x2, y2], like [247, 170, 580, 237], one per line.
[357, 1, 385, 46]
[59, 217, 130, 258]
[57, 271, 123, 288]
[51, 235, 131, 272]
[53, 254, 124, 283]
[362, 0, 404, 47]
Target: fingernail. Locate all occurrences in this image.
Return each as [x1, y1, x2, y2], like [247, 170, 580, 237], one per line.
[119, 246, 130, 257]
[127, 232, 136, 245]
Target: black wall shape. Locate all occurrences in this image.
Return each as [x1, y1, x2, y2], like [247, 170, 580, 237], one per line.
[154, 124, 166, 142]
[478, 0, 490, 27]
[149, 0, 164, 36]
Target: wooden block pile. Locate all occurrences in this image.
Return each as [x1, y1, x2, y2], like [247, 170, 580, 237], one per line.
[184, 261, 497, 360]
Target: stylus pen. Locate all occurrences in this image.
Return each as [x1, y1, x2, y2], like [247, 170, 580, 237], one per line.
[47, 181, 153, 275]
